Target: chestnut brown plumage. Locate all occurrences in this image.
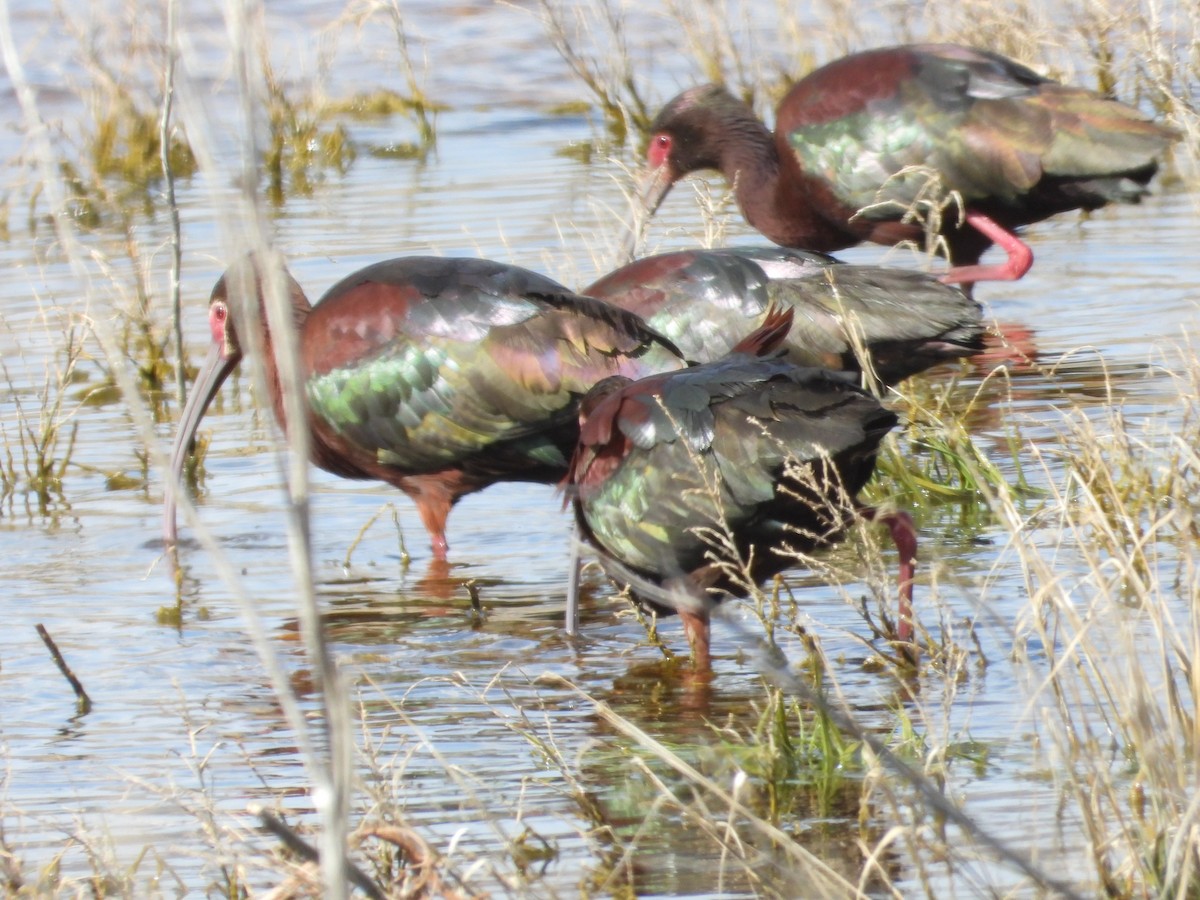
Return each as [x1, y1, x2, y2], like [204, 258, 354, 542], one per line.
[165, 254, 685, 560]
[634, 44, 1177, 286]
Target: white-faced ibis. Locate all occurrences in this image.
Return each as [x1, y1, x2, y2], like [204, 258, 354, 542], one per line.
[584, 245, 984, 384]
[165, 254, 685, 561]
[565, 308, 916, 670]
[633, 44, 1177, 286]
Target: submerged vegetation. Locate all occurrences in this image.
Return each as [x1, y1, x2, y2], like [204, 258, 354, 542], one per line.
[0, 0, 1198, 897]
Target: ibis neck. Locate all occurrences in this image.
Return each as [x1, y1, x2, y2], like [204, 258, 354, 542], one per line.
[709, 103, 856, 251]
[709, 106, 781, 225]
[258, 295, 314, 442]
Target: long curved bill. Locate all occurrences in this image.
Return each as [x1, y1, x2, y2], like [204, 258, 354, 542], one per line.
[621, 164, 674, 264]
[163, 341, 240, 548]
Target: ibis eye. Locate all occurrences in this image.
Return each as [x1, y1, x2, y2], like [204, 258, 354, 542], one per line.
[209, 300, 233, 346]
[647, 133, 673, 168]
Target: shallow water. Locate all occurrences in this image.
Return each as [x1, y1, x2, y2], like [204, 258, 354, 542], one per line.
[1, 1, 1198, 896]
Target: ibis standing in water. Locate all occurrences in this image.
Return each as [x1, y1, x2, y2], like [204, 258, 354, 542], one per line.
[165, 253, 685, 562]
[565, 309, 916, 670]
[584, 245, 984, 383]
[632, 44, 1177, 286]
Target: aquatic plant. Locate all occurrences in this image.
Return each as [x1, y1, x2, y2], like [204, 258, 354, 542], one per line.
[0, 312, 86, 516]
[535, 0, 654, 149]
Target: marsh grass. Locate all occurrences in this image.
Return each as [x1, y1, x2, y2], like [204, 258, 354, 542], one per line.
[535, 0, 655, 150]
[986, 346, 1200, 895]
[43, 0, 195, 226]
[334, 0, 440, 160]
[342, 502, 413, 570]
[883, 364, 1031, 502]
[0, 309, 87, 516]
[225, 0, 445, 209]
[727, 667, 864, 823]
[88, 99, 198, 202]
[257, 46, 356, 205]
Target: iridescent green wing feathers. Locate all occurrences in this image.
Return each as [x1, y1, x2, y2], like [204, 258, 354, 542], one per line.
[576, 357, 894, 576]
[587, 247, 982, 380]
[785, 45, 1176, 216]
[305, 259, 682, 473]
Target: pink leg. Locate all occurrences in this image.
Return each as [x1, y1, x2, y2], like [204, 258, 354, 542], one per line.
[407, 475, 462, 562]
[939, 211, 1034, 287]
[679, 607, 712, 673]
[415, 498, 452, 561]
[859, 507, 918, 653]
[429, 533, 449, 561]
